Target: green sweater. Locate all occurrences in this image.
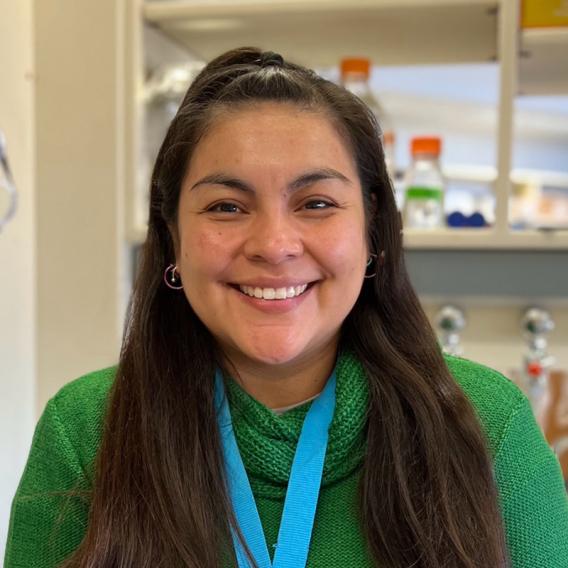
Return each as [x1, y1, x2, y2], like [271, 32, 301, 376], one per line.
[5, 353, 568, 567]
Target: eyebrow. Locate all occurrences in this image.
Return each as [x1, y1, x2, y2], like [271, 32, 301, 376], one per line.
[190, 167, 352, 193]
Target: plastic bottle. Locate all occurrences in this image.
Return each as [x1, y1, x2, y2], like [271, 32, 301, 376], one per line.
[403, 137, 445, 229]
[340, 57, 396, 180]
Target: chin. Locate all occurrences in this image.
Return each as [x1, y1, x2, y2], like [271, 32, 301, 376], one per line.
[241, 340, 309, 367]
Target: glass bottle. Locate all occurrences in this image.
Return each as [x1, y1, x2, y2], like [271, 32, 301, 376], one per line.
[403, 137, 445, 229]
[340, 57, 396, 180]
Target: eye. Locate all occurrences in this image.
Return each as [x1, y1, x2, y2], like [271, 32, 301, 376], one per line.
[206, 202, 243, 214]
[304, 199, 336, 210]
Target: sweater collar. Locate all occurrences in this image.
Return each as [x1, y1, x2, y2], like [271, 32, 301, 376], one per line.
[224, 351, 369, 499]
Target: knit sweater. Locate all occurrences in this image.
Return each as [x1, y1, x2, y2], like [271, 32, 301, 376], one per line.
[5, 353, 568, 567]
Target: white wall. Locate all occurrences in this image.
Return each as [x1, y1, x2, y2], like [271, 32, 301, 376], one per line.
[0, 0, 36, 558]
[34, 0, 122, 413]
[1, 0, 125, 558]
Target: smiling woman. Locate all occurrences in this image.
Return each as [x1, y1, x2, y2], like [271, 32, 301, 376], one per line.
[5, 47, 568, 568]
[174, 104, 367, 402]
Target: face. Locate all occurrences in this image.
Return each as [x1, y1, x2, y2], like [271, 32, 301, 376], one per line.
[174, 102, 368, 371]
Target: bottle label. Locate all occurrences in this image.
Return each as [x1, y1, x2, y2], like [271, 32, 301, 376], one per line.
[406, 186, 443, 201]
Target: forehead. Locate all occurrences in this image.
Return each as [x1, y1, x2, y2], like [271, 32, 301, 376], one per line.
[187, 102, 356, 175]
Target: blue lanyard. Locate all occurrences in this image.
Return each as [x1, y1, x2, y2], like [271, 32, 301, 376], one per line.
[215, 369, 337, 568]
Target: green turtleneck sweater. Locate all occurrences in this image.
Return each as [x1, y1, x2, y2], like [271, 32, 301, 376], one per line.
[5, 353, 568, 567]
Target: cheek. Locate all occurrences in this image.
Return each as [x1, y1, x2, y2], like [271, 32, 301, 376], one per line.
[180, 229, 230, 276]
[316, 219, 367, 274]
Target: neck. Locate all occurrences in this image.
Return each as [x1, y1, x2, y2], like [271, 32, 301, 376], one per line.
[222, 340, 339, 409]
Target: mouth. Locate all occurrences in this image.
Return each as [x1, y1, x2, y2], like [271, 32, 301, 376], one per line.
[229, 282, 316, 301]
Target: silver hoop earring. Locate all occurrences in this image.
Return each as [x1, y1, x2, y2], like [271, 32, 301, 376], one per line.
[364, 254, 377, 279]
[163, 264, 183, 290]
[365, 250, 385, 279]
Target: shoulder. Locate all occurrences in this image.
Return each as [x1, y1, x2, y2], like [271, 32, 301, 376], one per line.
[6, 368, 116, 565]
[443, 354, 526, 458]
[50, 365, 116, 413]
[45, 365, 117, 474]
[443, 353, 524, 410]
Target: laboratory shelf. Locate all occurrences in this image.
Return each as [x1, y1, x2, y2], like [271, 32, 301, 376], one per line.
[142, 0, 499, 67]
[520, 28, 568, 96]
[128, 0, 568, 254]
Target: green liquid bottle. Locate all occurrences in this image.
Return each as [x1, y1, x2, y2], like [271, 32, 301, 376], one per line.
[403, 137, 445, 229]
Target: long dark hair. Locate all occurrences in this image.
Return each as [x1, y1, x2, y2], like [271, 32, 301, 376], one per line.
[64, 47, 509, 567]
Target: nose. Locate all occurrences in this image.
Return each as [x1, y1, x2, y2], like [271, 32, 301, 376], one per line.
[243, 211, 303, 264]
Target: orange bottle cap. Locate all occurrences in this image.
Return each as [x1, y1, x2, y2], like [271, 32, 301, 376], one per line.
[340, 57, 371, 79]
[411, 137, 442, 156]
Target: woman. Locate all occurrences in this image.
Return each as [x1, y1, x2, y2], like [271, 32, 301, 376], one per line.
[5, 47, 568, 568]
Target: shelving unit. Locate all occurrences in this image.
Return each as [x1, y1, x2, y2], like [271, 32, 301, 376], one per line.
[520, 28, 568, 96]
[143, 0, 499, 66]
[128, 0, 568, 252]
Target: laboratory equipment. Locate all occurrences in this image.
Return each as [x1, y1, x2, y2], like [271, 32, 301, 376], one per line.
[519, 307, 556, 426]
[435, 304, 466, 356]
[403, 137, 445, 229]
[340, 57, 396, 180]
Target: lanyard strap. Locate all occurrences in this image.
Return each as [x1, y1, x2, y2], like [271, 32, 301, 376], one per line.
[215, 369, 337, 568]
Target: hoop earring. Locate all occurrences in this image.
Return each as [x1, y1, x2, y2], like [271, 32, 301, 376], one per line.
[164, 264, 183, 290]
[364, 254, 377, 279]
[364, 250, 385, 279]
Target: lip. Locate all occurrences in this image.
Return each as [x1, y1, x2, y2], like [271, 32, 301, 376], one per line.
[227, 281, 316, 314]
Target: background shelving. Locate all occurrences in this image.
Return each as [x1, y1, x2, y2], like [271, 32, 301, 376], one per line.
[520, 28, 568, 96]
[143, 0, 499, 66]
[134, 0, 568, 251]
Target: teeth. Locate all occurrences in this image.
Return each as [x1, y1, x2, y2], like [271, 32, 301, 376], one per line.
[263, 288, 276, 300]
[238, 283, 309, 300]
[275, 287, 287, 299]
